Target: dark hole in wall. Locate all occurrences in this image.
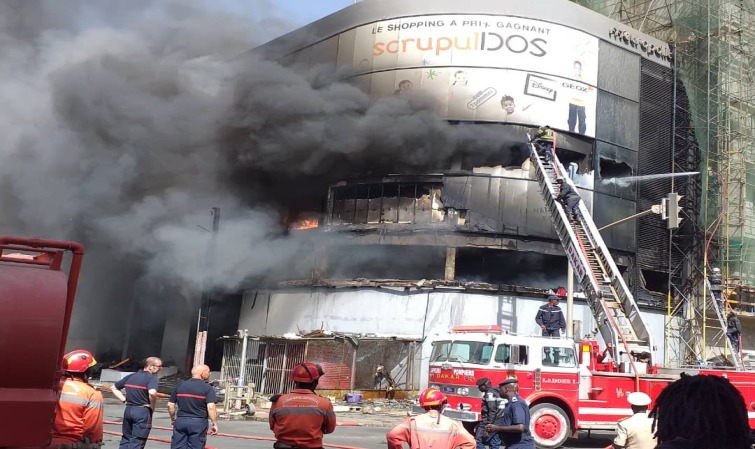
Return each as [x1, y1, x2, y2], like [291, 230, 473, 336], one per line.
[599, 158, 633, 178]
[326, 245, 445, 280]
[640, 269, 668, 295]
[556, 149, 588, 174]
[456, 248, 568, 288]
[461, 146, 529, 170]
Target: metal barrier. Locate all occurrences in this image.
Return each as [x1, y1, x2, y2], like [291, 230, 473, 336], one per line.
[219, 335, 421, 396]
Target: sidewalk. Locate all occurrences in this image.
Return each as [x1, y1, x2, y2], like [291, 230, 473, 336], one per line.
[241, 405, 410, 428]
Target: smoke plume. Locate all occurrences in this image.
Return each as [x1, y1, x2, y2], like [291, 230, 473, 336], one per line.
[0, 0, 525, 358]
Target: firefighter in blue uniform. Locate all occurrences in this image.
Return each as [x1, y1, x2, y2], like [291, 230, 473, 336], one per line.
[167, 364, 218, 449]
[111, 357, 163, 449]
[535, 295, 566, 337]
[485, 378, 535, 449]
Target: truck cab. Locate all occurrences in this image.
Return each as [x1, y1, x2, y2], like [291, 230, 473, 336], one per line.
[420, 326, 580, 448]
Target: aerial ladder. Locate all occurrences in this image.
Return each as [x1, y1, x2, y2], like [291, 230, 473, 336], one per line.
[704, 278, 742, 368]
[527, 136, 656, 368]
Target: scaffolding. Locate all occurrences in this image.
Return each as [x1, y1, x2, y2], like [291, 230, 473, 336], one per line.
[575, 0, 755, 367]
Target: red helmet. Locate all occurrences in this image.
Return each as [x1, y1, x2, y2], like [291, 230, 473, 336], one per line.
[291, 362, 324, 383]
[63, 350, 97, 373]
[419, 387, 447, 407]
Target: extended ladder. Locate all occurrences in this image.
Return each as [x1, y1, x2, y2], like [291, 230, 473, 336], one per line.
[705, 279, 742, 368]
[528, 137, 655, 366]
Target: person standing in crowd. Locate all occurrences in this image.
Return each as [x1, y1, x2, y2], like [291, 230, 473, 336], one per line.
[110, 357, 162, 449]
[727, 310, 742, 353]
[535, 295, 566, 337]
[269, 362, 336, 449]
[387, 388, 475, 449]
[485, 379, 535, 449]
[709, 267, 723, 305]
[51, 350, 104, 448]
[167, 364, 218, 449]
[650, 374, 751, 449]
[612, 392, 656, 449]
[555, 178, 581, 221]
[475, 378, 503, 449]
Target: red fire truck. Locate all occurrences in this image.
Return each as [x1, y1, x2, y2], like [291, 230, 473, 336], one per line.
[425, 325, 755, 448]
[416, 137, 755, 448]
[0, 236, 85, 448]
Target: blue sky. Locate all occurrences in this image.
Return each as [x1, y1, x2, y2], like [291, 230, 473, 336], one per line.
[210, 0, 355, 40]
[276, 0, 355, 25]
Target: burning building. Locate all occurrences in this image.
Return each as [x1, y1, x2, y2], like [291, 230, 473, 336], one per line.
[215, 0, 697, 390]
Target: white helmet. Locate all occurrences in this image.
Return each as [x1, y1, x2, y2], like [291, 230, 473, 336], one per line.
[713, 267, 721, 273]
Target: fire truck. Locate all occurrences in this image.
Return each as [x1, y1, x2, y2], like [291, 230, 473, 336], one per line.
[0, 236, 85, 448]
[419, 138, 755, 448]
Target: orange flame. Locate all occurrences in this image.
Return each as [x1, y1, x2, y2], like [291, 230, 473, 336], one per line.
[291, 218, 319, 230]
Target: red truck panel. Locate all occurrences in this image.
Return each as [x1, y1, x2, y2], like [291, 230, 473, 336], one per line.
[0, 237, 84, 448]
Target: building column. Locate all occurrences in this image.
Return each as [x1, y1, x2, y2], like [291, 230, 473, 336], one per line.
[445, 247, 457, 281]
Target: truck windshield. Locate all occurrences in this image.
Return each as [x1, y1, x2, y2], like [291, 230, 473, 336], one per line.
[430, 340, 494, 365]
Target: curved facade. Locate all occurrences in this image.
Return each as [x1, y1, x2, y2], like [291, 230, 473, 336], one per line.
[259, 0, 673, 274]
[222, 0, 686, 391]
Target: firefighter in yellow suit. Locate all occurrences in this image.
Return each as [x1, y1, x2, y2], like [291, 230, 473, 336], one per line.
[387, 388, 475, 449]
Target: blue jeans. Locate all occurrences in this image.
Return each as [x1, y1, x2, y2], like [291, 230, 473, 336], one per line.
[476, 425, 501, 449]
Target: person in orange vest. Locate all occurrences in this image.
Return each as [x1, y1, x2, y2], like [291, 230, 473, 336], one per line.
[51, 350, 104, 448]
[386, 388, 475, 449]
[269, 362, 336, 449]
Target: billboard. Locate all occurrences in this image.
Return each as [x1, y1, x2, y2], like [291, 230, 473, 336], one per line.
[355, 66, 598, 136]
[346, 14, 599, 136]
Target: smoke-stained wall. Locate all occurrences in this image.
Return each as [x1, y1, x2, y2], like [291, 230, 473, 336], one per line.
[237, 288, 671, 389]
[256, 0, 673, 258]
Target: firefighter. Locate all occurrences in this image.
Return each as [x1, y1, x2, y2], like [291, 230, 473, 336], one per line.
[387, 388, 475, 449]
[485, 379, 534, 449]
[475, 378, 503, 449]
[110, 357, 162, 449]
[533, 125, 555, 162]
[555, 178, 581, 221]
[727, 310, 742, 353]
[709, 267, 723, 305]
[269, 362, 336, 449]
[167, 364, 218, 449]
[51, 350, 104, 448]
[612, 392, 656, 449]
[535, 295, 566, 337]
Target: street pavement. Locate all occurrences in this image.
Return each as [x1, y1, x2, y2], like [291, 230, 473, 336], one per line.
[101, 398, 614, 449]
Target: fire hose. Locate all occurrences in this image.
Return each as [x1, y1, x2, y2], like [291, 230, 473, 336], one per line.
[103, 421, 369, 449]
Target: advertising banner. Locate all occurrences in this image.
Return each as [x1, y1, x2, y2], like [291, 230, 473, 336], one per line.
[356, 66, 598, 137]
[346, 14, 599, 136]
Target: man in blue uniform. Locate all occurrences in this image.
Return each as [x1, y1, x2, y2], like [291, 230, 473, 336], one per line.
[485, 378, 535, 449]
[110, 357, 162, 449]
[168, 364, 218, 449]
[535, 295, 566, 337]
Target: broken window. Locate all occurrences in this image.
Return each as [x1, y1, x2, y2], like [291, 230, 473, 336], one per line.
[328, 181, 444, 225]
[455, 248, 568, 287]
[599, 157, 633, 178]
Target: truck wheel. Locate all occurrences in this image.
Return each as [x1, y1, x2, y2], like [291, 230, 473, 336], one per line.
[530, 403, 570, 449]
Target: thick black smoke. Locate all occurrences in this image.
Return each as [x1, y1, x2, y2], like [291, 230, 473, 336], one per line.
[0, 0, 524, 358]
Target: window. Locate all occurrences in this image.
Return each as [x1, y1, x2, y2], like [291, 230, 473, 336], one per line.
[494, 344, 529, 365]
[430, 341, 494, 365]
[541, 346, 577, 368]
